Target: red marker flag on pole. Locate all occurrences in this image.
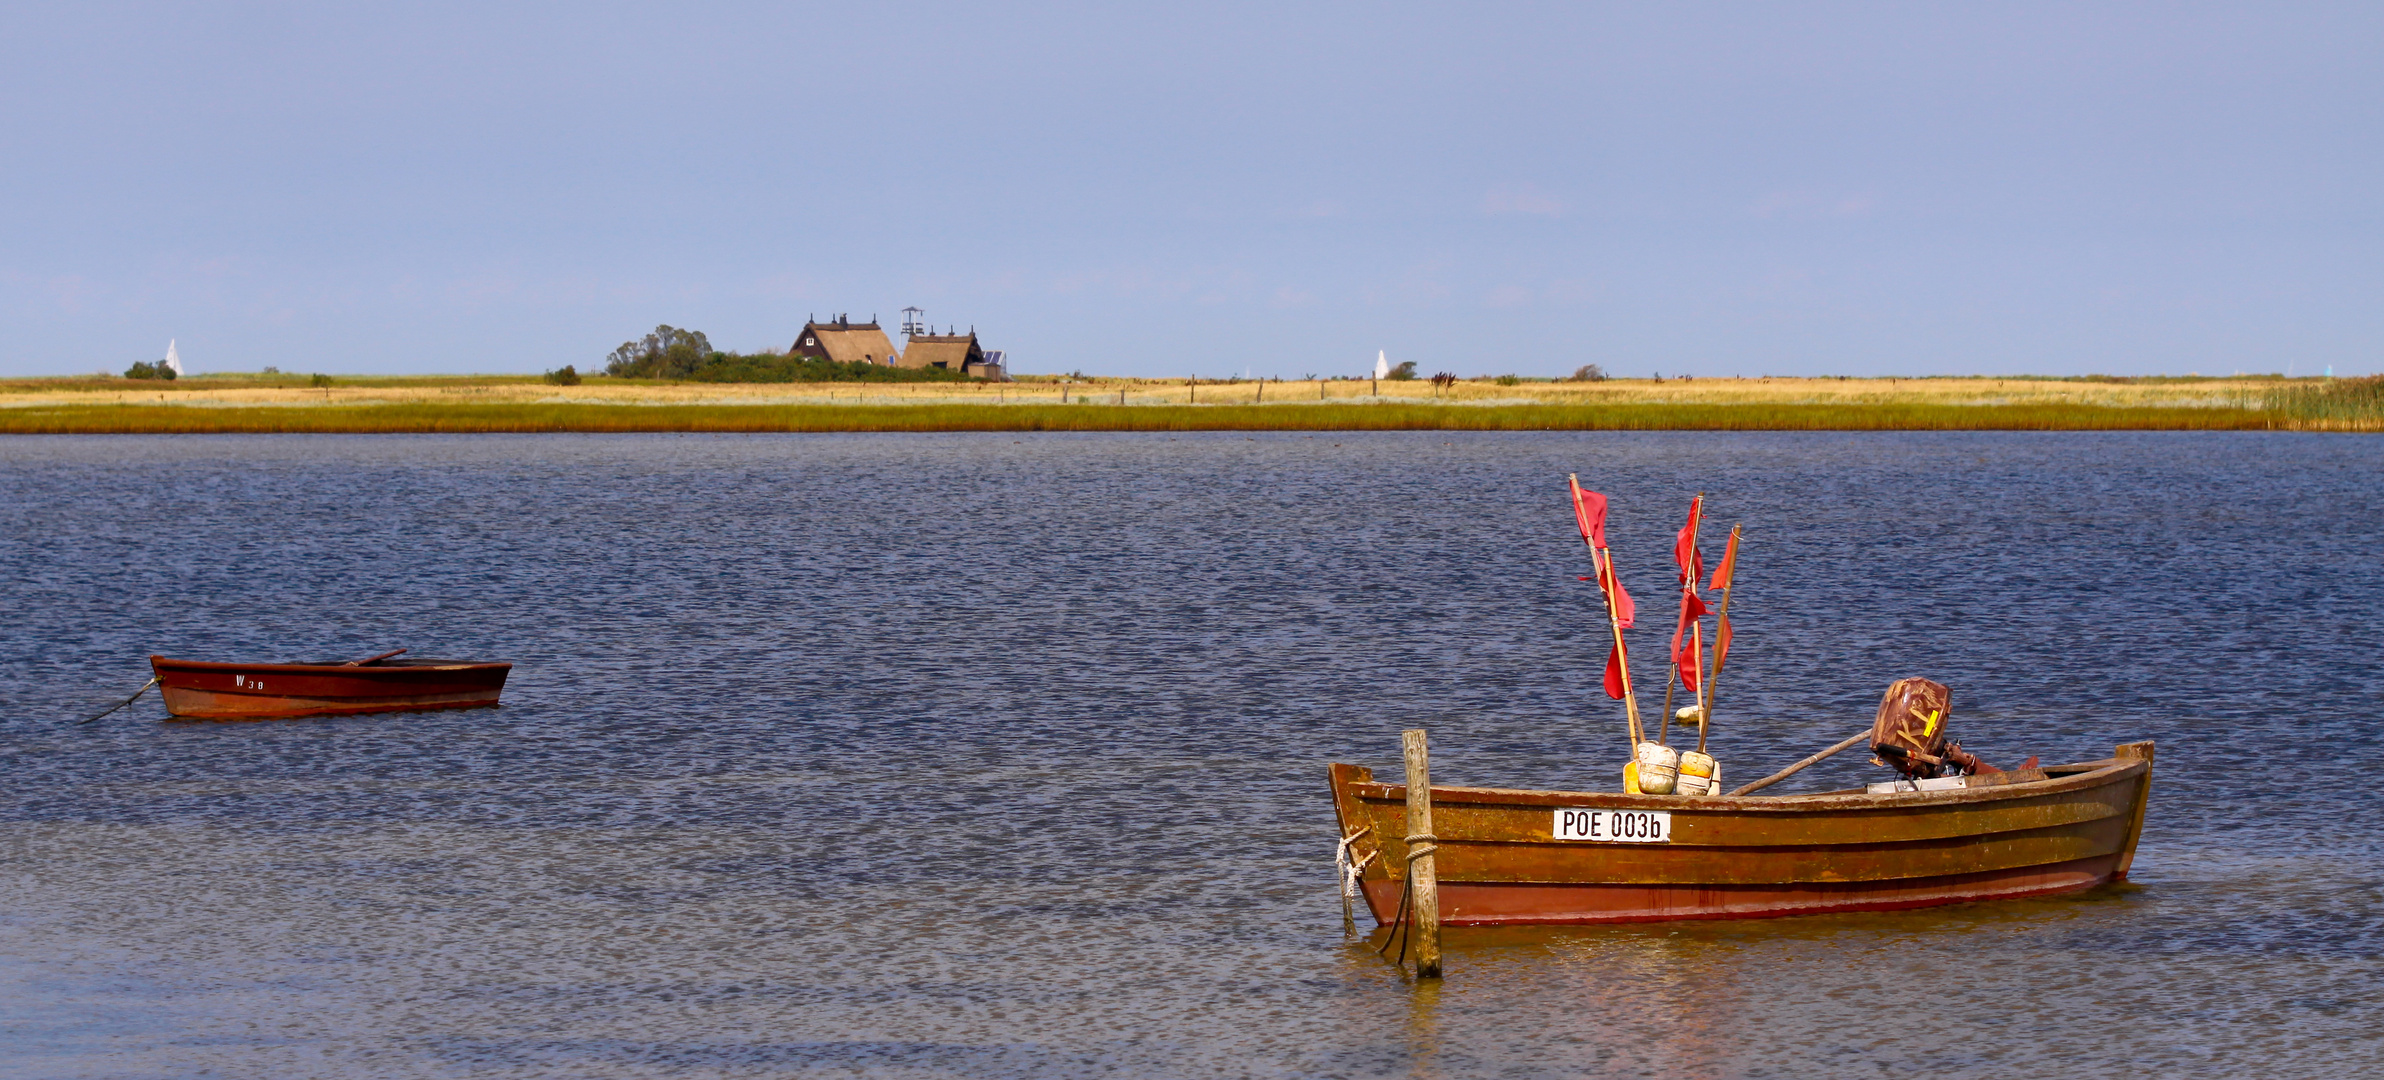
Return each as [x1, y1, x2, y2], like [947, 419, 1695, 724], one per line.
[1709, 526, 1740, 675]
[1570, 475, 1636, 699]
[1568, 476, 1632, 627]
[1687, 623, 1704, 695]
[1708, 526, 1739, 593]
[1672, 592, 1709, 691]
[1673, 496, 1706, 588]
[1670, 495, 1706, 691]
[1568, 477, 1609, 550]
[1599, 551, 1635, 628]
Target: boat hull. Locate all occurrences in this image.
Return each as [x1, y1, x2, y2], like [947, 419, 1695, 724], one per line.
[1329, 742, 2153, 926]
[150, 655, 511, 720]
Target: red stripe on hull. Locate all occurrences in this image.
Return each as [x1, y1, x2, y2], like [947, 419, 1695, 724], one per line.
[1362, 854, 2119, 926]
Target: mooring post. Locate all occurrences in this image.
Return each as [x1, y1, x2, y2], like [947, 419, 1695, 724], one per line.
[1401, 728, 1443, 979]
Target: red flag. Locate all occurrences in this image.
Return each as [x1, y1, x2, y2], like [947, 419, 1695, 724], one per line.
[1568, 477, 1608, 550]
[1709, 526, 1739, 593]
[1598, 551, 1635, 628]
[1712, 610, 1733, 676]
[1603, 638, 1630, 699]
[1671, 592, 1708, 689]
[1669, 495, 1706, 687]
[1569, 477, 1631, 623]
[1673, 495, 1705, 587]
[1680, 623, 1704, 693]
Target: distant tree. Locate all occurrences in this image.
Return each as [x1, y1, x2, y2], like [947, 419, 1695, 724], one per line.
[124, 361, 175, 380]
[606, 325, 715, 379]
[1386, 360, 1419, 381]
[1569, 364, 1607, 382]
[545, 364, 582, 385]
[310, 373, 334, 387]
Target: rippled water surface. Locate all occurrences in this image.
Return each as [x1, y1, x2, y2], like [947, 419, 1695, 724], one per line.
[3, 432, 2379, 1079]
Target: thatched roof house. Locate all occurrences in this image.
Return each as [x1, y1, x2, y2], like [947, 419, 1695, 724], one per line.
[790, 316, 900, 366]
[901, 331, 1004, 378]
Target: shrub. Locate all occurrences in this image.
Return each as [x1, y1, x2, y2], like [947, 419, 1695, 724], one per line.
[680, 350, 973, 384]
[605, 325, 714, 378]
[1569, 364, 1606, 382]
[1494, 373, 1522, 386]
[1386, 360, 1419, 381]
[124, 361, 176, 380]
[545, 364, 582, 386]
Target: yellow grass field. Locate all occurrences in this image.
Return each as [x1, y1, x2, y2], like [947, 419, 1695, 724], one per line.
[1, 373, 2372, 433]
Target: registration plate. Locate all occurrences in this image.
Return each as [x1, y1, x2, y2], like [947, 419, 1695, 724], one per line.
[1553, 808, 1671, 843]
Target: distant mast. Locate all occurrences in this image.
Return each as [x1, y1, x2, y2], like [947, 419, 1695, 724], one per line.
[163, 340, 183, 377]
[1374, 350, 1389, 379]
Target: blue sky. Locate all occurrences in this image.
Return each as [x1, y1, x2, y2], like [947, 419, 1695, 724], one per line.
[3, 2, 2377, 378]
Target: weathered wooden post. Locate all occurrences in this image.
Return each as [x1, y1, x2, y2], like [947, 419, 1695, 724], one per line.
[1401, 728, 1443, 978]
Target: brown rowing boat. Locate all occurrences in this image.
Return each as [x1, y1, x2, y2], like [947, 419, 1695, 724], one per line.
[1328, 741, 2153, 926]
[150, 653, 512, 720]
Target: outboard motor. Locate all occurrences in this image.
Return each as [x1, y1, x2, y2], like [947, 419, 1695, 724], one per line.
[1868, 677, 1998, 779]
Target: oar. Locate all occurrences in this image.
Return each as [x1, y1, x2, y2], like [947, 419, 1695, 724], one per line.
[1727, 730, 1869, 796]
[75, 676, 159, 726]
[340, 648, 407, 667]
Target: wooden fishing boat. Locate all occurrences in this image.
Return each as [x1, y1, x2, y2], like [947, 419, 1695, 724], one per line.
[150, 652, 511, 720]
[1328, 741, 2153, 926]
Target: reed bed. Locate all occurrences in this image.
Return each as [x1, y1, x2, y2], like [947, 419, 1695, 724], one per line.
[0, 400, 2303, 435]
[2264, 375, 2384, 430]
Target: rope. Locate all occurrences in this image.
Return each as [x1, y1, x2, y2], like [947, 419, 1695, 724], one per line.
[1375, 874, 1414, 968]
[1374, 832, 1446, 971]
[1333, 826, 1375, 901]
[75, 677, 158, 726]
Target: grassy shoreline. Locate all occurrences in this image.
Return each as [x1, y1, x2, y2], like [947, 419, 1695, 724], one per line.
[5, 373, 2372, 433]
[0, 400, 2328, 434]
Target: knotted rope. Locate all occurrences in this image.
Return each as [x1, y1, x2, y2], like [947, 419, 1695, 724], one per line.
[1374, 832, 1443, 971]
[1334, 826, 1377, 903]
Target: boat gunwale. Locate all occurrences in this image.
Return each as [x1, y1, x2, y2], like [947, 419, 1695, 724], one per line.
[150, 655, 513, 676]
[1336, 755, 2144, 815]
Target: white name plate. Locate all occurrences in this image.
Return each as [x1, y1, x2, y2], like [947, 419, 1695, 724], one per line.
[1553, 808, 1671, 843]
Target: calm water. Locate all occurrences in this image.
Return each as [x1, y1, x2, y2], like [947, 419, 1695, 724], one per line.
[2, 431, 2378, 1079]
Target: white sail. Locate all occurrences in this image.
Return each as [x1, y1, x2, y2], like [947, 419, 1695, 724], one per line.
[163, 340, 183, 376]
[1374, 350, 1389, 379]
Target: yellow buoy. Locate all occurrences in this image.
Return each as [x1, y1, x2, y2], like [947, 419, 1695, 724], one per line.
[1678, 751, 1717, 796]
[1635, 741, 1680, 795]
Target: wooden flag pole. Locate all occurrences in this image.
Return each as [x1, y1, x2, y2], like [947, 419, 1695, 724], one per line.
[1660, 494, 1706, 748]
[1698, 524, 1742, 757]
[1659, 656, 1677, 748]
[1569, 474, 1642, 750]
[1603, 546, 1645, 748]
